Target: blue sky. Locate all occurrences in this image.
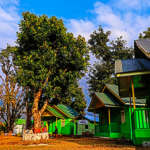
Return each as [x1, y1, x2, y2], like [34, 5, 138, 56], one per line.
[1, 0, 150, 48]
[1, 0, 150, 114]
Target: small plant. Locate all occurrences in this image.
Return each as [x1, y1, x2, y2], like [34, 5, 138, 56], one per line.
[0, 122, 6, 133]
[17, 133, 22, 137]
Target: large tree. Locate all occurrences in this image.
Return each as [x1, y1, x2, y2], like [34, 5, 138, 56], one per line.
[88, 26, 133, 94]
[14, 12, 89, 129]
[0, 47, 25, 132]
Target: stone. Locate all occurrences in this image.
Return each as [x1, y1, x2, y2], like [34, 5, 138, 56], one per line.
[22, 131, 49, 141]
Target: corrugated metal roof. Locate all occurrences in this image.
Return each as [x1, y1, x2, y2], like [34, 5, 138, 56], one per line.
[135, 39, 150, 54]
[46, 105, 65, 119]
[95, 92, 120, 106]
[56, 104, 78, 119]
[115, 59, 150, 74]
[106, 84, 119, 96]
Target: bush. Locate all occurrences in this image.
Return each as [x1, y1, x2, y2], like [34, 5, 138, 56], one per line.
[0, 122, 6, 132]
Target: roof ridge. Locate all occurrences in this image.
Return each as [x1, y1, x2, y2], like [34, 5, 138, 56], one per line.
[52, 105, 71, 118]
[105, 84, 125, 105]
[46, 105, 65, 119]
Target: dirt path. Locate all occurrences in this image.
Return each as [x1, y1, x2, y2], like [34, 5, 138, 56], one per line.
[0, 135, 148, 150]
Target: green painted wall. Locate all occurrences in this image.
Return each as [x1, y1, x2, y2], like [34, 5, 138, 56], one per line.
[61, 119, 74, 135]
[44, 118, 74, 135]
[96, 108, 121, 138]
[120, 107, 132, 140]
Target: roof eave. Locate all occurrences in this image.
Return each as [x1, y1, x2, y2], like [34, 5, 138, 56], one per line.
[105, 84, 125, 105]
[116, 71, 150, 77]
[135, 40, 150, 59]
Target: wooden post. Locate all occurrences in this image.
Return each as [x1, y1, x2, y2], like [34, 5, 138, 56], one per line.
[108, 108, 111, 136]
[131, 79, 136, 109]
[94, 112, 96, 125]
[56, 118, 57, 127]
[108, 108, 111, 124]
[129, 108, 133, 140]
[74, 120, 76, 136]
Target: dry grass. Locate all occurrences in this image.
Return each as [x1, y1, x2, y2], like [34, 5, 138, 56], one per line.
[0, 135, 148, 150]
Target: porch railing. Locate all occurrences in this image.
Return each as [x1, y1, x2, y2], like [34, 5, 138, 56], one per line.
[132, 108, 150, 129]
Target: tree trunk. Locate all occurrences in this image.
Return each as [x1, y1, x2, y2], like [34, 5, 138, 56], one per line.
[32, 75, 49, 130]
[32, 89, 42, 129]
[26, 103, 32, 129]
[7, 104, 11, 132]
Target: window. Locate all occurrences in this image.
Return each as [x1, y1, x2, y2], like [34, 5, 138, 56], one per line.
[85, 125, 88, 129]
[121, 110, 125, 123]
[61, 120, 65, 127]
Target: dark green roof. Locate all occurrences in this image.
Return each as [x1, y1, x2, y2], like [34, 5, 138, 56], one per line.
[46, 105, 65, 119]
[105, 84, 146, 106]
[56, 104, 78, 119]
[121, 97, 146, 106]
[106, 84, 119, 96]
[95, 92, 120, 107]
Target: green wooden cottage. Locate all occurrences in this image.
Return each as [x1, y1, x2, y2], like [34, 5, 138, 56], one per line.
[114, 38, 150, 145]
[42, 104, 95, 136]
[88, 84, 147, 141]
[88, 38, 150, 145]
[115, 58, 150, 145]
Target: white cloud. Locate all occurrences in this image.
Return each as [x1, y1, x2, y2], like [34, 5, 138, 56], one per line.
[67, 19, 95, 41]
[94, 2, 123, 28]
[67, 1, 150, 46]
[0, 0, 19, 48]
[0, 0, 18, 6]
[116, 0, 150, 10]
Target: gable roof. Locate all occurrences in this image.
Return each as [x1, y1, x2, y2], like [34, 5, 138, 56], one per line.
[46, 105, 65, 119]
[88, 91, 120, 112]
[95, 92, 120, 106]
[105, 84, 125, 105]
[88, 84, 146, 112]
[53, 104, 78, 119]
[135, 39, 150, 59]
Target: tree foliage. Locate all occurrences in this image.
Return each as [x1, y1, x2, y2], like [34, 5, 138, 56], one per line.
[0, 47, 25, 132]
[88, 26, 134, 94]
[14, 12, 89, 128]
[139, 27, 150, 38]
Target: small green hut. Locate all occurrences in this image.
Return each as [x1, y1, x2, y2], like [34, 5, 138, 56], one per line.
[42, 104, 95, 136]
[75, 118, 95, 136]
[42, 104, 77, 135]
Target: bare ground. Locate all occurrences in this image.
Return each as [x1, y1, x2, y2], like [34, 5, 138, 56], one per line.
[0, 135, 149, 150]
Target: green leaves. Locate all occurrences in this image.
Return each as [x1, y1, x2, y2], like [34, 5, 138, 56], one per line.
[88, 26, 134, 95]
[139, 27, 150, 38]
[14, 12, 89, 113]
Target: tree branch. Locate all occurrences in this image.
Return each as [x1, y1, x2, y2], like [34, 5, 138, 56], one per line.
[39, 100, 48, 115]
